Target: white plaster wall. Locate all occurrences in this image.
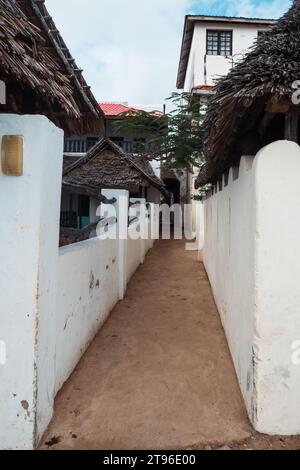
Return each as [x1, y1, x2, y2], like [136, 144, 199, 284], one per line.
[34, 119, 63, 443]
[254, 142, 300, 434]
[204, 156, 255, 417]
[126, 199, 157, 282]
[0, 115, 63, 449]
[127, 222, 143, 282]
[184, 22, 266, 90]
[0, 120, 158, 448]
[55, 237, 119, 392]
[203, 141, 300, 434]
[150, 161, 161, 179]
[144, 215, 154, 254]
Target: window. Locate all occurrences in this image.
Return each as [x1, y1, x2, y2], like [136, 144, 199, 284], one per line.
[206, 30, 232, 56]
[110, 137, 124, 147]
[86, 137, 99, 151]
[78, 195, 90, 229]
[64, 139, 86, 153]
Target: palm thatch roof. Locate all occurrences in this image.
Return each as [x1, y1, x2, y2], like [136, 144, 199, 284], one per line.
[0, 0, 104, 135]
[196, 0, 300, 188]
[63, 138, 168, 198]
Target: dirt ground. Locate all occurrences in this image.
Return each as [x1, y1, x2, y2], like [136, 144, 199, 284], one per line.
[40, 239, 300, 451]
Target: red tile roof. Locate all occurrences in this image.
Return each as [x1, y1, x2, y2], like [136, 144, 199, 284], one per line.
[99, 102, 133, 117]
[99, 102, 164, 118]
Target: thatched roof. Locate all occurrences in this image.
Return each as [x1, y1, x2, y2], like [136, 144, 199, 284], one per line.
[63, 155, 81, 172]
[63, 138, 168, 197]
[0, 0, 104, 135]
[195, 0, 300, 188]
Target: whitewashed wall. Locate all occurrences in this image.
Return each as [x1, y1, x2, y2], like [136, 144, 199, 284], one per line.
[145, 206, 155, 254]
[126, 200, 157, 282]
[127, 222, 143, 282]
[55, 237, 119, 393]
[203, 141, 300, 435]
[57, 196, 158, 394]
[0, 116, 159, 449]
[0, 115, 63, 449]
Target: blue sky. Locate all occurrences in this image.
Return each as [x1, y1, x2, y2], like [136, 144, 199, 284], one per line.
[46, 0, 292, 109]
[190, 0, 291, 18]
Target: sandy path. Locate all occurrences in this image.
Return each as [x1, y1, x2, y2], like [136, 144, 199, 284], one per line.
[40, 239, 251, 450]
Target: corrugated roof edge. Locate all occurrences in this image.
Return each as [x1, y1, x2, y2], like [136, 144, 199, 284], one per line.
[185, 14, 276, 23]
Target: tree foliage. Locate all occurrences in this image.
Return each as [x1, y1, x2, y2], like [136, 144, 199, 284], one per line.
[113, 92, 207, 172]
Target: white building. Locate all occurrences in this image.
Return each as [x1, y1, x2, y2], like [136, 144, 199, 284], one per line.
[193, 0, 300, 434]
[175, 15, 277, 235]
[177, 15, 276, 94]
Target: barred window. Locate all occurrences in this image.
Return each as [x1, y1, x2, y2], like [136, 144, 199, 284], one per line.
[206, 30, 232, 56]
[86, 137, 99, 150]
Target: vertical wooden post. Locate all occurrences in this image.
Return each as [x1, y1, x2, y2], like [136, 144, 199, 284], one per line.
[285, 108, 299, 142]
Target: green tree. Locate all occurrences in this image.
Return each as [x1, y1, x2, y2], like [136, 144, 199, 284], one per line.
[113, 92, 207, 172]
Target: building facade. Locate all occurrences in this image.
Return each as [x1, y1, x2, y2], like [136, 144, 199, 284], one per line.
[175, 15, 277, 234]
[64, 102, 162, 179]
[177, 15, 276, 94]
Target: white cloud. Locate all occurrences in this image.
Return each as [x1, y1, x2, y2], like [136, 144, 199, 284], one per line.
[46, 0, 291, 107]
[46, 0, 194, 108]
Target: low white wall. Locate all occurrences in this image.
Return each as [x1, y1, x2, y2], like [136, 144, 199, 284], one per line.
[203, 141, 300, 435]
[127, 222, 143, 282]
[126, 201, 158, 283]
[56, 196, 158, 395]
[0, 115, 63, 449]
[0, 116, 159, 449]
[55, 237, 119, 393]
[144, 216, 153, 254]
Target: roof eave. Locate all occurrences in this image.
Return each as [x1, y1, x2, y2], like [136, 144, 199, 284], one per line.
[192, 89, 215, 96]
[176, 15, 192, 89]
[185, 15, 277, 25]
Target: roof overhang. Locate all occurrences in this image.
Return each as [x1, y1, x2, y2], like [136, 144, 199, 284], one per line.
[176, 15, 277, 89]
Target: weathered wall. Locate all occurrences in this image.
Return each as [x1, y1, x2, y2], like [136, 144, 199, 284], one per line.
[0, 115, 63, 449]
[204, 155, 255, 417]
[127, 222, 143, 282]
[0, 117, 159, 449]
[56, 194, 158, 399]
[203, 141, 300, 435]
[127, 199, 147, 282]
[55, 237, 119, 393]
[144, 206, 156, 254]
